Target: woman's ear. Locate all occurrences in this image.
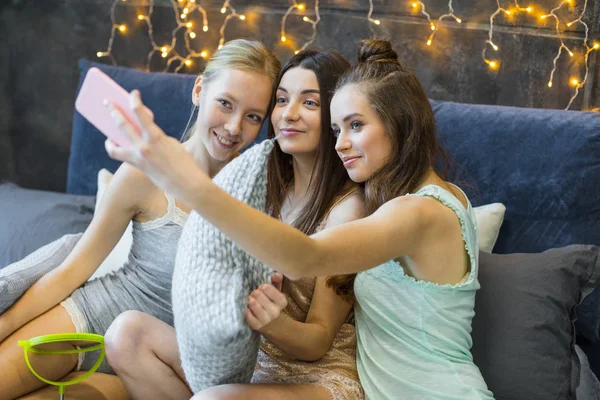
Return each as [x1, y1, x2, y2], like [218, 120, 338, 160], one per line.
[192, 76, 203, 106]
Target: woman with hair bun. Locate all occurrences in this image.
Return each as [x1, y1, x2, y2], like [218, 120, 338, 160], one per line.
[107, 39, 495, 399]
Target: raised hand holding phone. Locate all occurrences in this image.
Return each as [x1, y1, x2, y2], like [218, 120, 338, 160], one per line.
[75, 67, 153, 147]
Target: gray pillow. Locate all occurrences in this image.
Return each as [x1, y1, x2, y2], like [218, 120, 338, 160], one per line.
[576, 288, 600, 342]
[172, 139, 276, 392]
[0, 233, 82, 314]
[575, 344, 600, 400]
[0, 182, 95, 268]
[472, 246, 600, 400]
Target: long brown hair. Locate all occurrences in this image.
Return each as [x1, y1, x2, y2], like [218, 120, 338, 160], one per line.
[335, 39, 451, 215]
[266, 50, 357, 301]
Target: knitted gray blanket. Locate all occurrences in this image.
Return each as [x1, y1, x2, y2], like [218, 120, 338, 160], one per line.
[172, 139, 276, 392]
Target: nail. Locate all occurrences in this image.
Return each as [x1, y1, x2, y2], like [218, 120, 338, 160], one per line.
[129, 91, 141, 109]
[111, 110, 123, 125]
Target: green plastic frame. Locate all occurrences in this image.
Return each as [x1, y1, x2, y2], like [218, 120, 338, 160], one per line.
[18, 333, 105, 396]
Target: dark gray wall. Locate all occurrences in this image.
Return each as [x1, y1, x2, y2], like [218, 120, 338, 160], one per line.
[2, 0, 598, 191]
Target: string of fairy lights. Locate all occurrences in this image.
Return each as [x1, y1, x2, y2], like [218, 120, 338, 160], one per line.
[411, 0, 462, 47]
[97, 0, 245, 72]
[279, 1, 321, 54]
[97, 0, 598, 110]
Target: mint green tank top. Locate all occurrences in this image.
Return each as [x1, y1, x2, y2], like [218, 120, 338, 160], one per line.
[354, 184, 495, 399]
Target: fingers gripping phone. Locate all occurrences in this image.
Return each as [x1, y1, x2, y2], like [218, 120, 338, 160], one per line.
[75, 67, 154, 147]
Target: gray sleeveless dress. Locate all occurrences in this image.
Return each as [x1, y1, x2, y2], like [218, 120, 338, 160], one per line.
[61, 192, 188, 374]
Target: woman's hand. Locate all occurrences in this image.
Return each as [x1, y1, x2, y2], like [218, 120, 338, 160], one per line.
[246, 273, 288, 333]
[104, 90, 209, 206]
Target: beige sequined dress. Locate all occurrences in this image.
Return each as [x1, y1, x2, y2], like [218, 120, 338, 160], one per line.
[251, 192, 364, 399]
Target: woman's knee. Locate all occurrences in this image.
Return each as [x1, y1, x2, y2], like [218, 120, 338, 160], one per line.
[104, 310, 150, 368]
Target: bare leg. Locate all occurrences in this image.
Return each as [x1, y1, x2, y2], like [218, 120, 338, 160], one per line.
[194, 384, 331, 400]
[0, 305, 78, 400]
[17, 372, 130, 400]
[105, 311, 192, 400]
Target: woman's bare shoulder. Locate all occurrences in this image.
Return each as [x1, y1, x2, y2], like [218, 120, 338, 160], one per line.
[325, 188, 365, 228]
[102, 163, 165, 215]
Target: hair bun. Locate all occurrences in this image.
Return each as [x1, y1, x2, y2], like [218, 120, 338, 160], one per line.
[357, 39, 399, 64]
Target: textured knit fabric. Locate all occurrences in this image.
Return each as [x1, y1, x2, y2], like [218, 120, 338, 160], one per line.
[0, 233, 83, 314]
[61, 192, 187, 374]
[354, 184, 494, 400]
[172, 139, 276, 393]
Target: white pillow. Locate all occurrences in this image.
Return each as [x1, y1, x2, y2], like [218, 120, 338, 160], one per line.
[88, 169, 133, 281]
[473, 202, 506, 253]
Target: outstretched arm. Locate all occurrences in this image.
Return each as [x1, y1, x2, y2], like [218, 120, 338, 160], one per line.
[106, 91, 434, 280]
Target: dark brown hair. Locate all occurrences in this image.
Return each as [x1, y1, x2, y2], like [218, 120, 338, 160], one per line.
[266, 50, 357, 301]
[335, 39, 450, 215]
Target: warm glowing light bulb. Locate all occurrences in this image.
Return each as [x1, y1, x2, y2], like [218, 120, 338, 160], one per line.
[426, 39, 432, 46]
[118, 24, 126, 32]
[456, 18, 462, 23]
[186, 22, 193, 28]
[526, 7, 532, 12]
[138, 15, 145, 20]
[161, 52, 168, 58]
[540, 15, 547, 19]
[185, 60, 192, 66]
[548, 81, 553, 88]
[161, 46, 168, 52]
[412, 2, 418, 8]
[181, 13, 186, 19]
[200, 51, 208, 58]
[505, 10, 511, 15]
[489, 61, 497, 69]
[96, 52, 103, 57]
[297, 4, 305, 10]
[221, 7, 227, 13]
[568, 51, 574, 57]
[183, 8, 189, 14]
[571, 78, 579, 86]
[203, 25, 208, 32]
[492, 44, 499, 51]
[281, 36, 287, 42]
[374, 19, 381, 25]
[295, 50, 300, 54]
[430, 23, 435, 30]
[303, 16, 310, 22]
[239, 15, 246, 20]
[190, 32, 196, 38]
[594, 43, 600, 49]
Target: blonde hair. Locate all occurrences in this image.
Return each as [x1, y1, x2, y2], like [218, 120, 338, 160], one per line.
[182, 39, 281, 141]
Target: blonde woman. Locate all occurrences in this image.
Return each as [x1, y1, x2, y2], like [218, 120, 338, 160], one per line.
[0, 39, 280, 400]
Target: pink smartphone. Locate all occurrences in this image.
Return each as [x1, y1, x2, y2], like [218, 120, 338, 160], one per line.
[75, 67, 154, 147]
